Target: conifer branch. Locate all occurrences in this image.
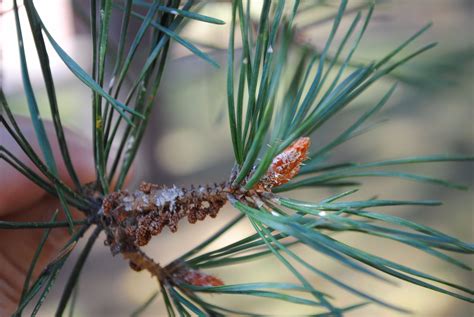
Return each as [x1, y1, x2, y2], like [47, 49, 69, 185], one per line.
[1, 1, 473, 315]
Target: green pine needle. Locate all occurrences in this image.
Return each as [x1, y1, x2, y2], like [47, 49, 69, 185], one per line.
[2, 1, 472, 315]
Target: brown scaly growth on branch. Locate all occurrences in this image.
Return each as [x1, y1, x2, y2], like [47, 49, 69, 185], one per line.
[100, 137, 310, 283]
[102, 182, 228, 252]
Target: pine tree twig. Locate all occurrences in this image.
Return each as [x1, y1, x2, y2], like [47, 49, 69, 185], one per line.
[122, 248, 165, 280]
[4, 1, 473, 314]
[97, 138, 311, 284]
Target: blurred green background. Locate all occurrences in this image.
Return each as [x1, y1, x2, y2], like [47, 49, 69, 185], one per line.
[2, 0, 473, 316]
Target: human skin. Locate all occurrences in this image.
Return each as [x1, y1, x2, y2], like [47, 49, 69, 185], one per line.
[0, 117, 95, 315]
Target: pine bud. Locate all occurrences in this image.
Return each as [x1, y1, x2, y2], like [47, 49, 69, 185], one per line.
[255, 137, 310, 190]
[173, 268, 224, 287]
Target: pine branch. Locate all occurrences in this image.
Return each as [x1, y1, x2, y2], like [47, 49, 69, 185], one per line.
[2, 1, 473, 315]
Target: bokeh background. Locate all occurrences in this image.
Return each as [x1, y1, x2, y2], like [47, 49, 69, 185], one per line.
[1, 0, 473, 316]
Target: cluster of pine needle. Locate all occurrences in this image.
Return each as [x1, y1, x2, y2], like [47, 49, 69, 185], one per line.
[0, 0, 473, 316]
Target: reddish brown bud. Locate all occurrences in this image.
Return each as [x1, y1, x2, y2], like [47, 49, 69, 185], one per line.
[255, 137, 310, 190]
[174, 268, 224, 287]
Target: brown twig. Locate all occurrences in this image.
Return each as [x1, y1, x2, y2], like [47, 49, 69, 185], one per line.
[122, 249, 165, 279]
